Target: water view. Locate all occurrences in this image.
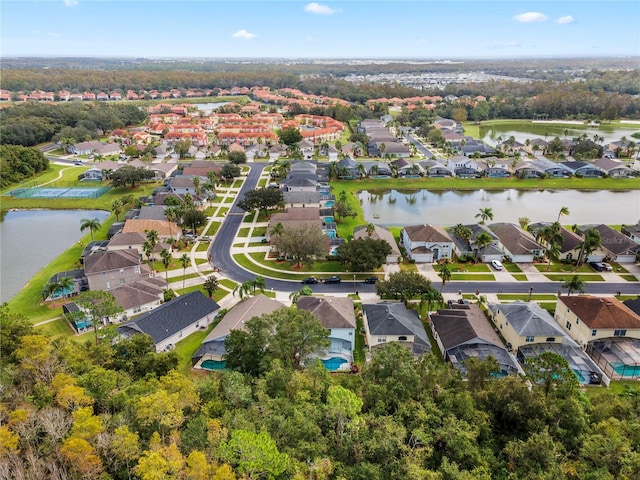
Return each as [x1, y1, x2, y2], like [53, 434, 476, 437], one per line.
[0, 209, 109, 302]
[477, 122, 640, 147]
[359, 189, 640, 227]
[193, 102, 231, 114]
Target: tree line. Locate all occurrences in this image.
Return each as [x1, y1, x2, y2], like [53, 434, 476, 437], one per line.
[0, 145, 49, 187]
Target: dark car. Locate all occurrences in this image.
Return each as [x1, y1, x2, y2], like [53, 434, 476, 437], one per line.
[589, 262, 609, 272]
[324, 276, 341, 284]
[301, 277, 319, 284]
[363, 276, 379, 284]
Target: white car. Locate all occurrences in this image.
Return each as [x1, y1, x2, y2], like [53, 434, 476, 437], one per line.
[490, 260, 504, 271]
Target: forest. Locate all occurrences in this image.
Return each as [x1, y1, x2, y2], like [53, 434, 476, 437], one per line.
[0, 145, 49, 187]
[1, 304, 639, 480]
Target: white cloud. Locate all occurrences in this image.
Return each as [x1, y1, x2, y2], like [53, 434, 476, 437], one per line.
[232, 29, 256, 40]
[513, 12, 548, 23]
[304, 3, 340, 15]
[64, 0, 79, 7]
[556, 15, 575, 24]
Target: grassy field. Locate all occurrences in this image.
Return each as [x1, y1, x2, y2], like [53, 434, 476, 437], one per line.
[173, 323, 216, 374]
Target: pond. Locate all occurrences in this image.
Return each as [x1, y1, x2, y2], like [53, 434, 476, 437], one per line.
[193, 102, 231, 114]
[476, 122, 639, 147]
[0, 209, 110, 302]
[359, 189, 640, 227]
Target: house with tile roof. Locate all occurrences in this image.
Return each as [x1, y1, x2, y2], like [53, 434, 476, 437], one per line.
[555, 295, 640, 380]
[122, 219, 181, 241]
[362, 302, 430, 356]
[430, 303, 521, 376]
[401, 224, 453, 263]
[118, 291, 220, 352]
[192, 295, 285, 370]
[297, 296, 357, 371]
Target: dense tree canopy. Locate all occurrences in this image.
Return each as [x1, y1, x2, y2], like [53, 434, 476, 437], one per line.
[269, 223, 328, 267]
[110, 165, 155, 188]
[237, 188, 284, 217]
[375, 270, 435, 299]
[337, 237, 391, 272]
[0, 145, 49, 187]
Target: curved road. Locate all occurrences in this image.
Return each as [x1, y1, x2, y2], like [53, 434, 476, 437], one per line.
[208, 163, 639, 297]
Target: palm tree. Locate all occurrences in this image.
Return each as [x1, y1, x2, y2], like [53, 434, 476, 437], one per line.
[160, 248, 172, 282]
[270, 222, 284, 239]
[145, 229, 159, 269]
[420, 289, 443, 315]
[562, 275, 585, 296]
[453, 224, 473, 244]
[366, 223, 376, 237]
[192, 176, 201, 201]
[179, 254, 190, 292]
[541, 222, 563, 270]
[202, 276, 219, 298]
[518, 217, 530, 230]
[142, 241, 154, 274]
[475, 231, 493, 251]
[111, 199, 123, 222]
[557, 206, 570, 224]
[250, 276, 266, 295]
[233, 281, 253, 299]
[438, 264, 452, 292]
[475, 207, 494, 225]
[57, 275, 74, 301]
[80, 218, 101, 242]
[577, 228, 602, 266]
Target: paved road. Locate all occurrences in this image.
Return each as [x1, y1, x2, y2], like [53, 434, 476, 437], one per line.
[401, 128, 433, 159]
[208, 162, 639, 297]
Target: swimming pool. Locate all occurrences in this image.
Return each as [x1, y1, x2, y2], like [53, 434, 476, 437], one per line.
[323, 229, 336, 239]
[324, 200, 335, 207]
[323, 216, 334, 223]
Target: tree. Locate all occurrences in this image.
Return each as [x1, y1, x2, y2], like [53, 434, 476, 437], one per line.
[541, 222, 563, 269]
[452, 107, 468, 123]
[577, 228, 602, 265]
[110, 165, 155, 188]
[270, 223, 328, 267]
[142, 240, 154, 274]
[375, 271, 433, 300]
[237, 188, 284, 217]
[179, 254, 190, 291]
[111, 199, 123, 222]
[562, 275, 585, 296]
[438, 264, 452, 292]
[525, 351, 579, 397]
[250, 275, 266, 295]
[475, 207, 493, 225]
[228, 150, 247, 164]
[174, 139, 192, 158]
[277, 126, 303, 146]
[160, 248, 172, 281]
[337, 237, 391, 272]
[203, 276, 219, 298]
[224, 307, 330, 374]
[470, 100, 490, 123]
[219, 430, 289, 479]
[75, 290, 123, 344]
[221, 163, 241, 182]
[366, 223, 376, 236]
[269, 222, 284, 239]
[518, 217, 530, 230]
[145, 229, 159, 267]
[233, 281, 253, 300]
[288, 285, 313, 304]
[182, 208, 208, 232]
[80, 217, 101, 242]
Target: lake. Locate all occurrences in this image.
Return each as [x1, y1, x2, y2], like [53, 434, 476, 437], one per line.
[193, 102, 231, 114]
[358, 189, 640, 226]
[0, 209, 110, 302]
[476, 122, 639, 147]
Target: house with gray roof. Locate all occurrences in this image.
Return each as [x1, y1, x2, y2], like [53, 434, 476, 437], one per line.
[297, 296, 357, 371]
[621, 223, 640, 245]
[447, 224, 503, 263]
[402, 224, 453, 263]
[419, 159, 454, 177]
[362, 302, 430, 356]
[84, 249, 149, 291]
[591, 224, 640, 263]
[192, 295, 285, 370]
[118, 291, 220, 352]
[137, 205, 168, 221]
[109, 283, 163, 319]
[430, 303, 520, 376]
[283, 190, 323, 207]
[489, 223, 545, 263]
[353, 224, 401, 263]
[559, 161, 605, 177]
[281, 176, 318, 192]
[528, 223, 582, 262]
[489, 301, 603, 385]
[593, 157, 637, 177]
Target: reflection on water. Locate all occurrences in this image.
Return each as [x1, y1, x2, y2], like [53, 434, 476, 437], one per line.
[359, 189, 640, 226]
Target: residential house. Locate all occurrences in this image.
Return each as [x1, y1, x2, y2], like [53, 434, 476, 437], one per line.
[555, 295, 640, 379]
[299, 139, 315, 160]
[621, 223, 640, 245]
[430, 303, 520, 376]
[83, 249, 149, 291]
[489, 223, 545, 263]
[282, 190, 323, 208]
[447, 224, 503, 263]
[69, 140, 103, 155]
[269, 144, 287, 161]
[527, 223, 583, 262]
[267, 207, 323, 240]
[353, 224, 401, 263]
[593, 157, 637, 177]
[118, 291, 220, 352]
[446, 156, 481, 178]
[362, 302, 430, 356]
[419, 160, 454, 177]
[489, 301, 602, 385]
[297, 296, 357, 371]
[337, 157, 361, 178]
[109, 280, 164, 319]
[478, 157, 512, 178]
[578, 224, 640, 263]
[402, 224, 453, 263]
[122, 219, 181, 242]
[559, 161, 605, 177]
[192, 295, 285, 370]
[365, 161, 393, 177]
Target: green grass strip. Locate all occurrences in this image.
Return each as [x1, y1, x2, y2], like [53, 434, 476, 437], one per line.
[451, 273, 495, 281]
[542, 274, 605, 281]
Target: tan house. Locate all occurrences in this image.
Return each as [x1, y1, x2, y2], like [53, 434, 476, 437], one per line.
[84, 249, 149, 291]
[353, 224, 401, 263]
[122, 219, 181, 241]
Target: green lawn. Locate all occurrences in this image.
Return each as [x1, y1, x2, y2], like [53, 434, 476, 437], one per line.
[512, 274, 528, 281]
[451, 273, 495, 281]
[195, 242, 210, 252]
[173, 323, 216, 374]
[237, 227, 250, 238]
[205, 222, 221, 236]
[543, 273, 605, 282]
[353, 316, 366, 365]
[535, 263, 593, 273]
[449, 263, 490, 272]
[497, 294, 559, 301]
[36, 317, 75, 338]
[503, 263, 523, 273]
[621, 274, 638, 282]
[219, 279, 237, 290]
[253, 226, 267, 236]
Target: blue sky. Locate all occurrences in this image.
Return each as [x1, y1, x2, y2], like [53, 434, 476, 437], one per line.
[2, 1, 639, 58]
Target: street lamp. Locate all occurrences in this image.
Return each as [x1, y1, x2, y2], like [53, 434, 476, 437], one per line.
[353, 274, 356, 293]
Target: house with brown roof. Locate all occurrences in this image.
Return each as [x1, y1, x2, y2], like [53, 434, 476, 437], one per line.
[192, 295, 286, 370]
[489, 223, 545, 263]
[555, 295, 640, 380]
[589, 224, 640, 263]
[122, 219, 181, 241]
[297, 296, 356, 371]
[401, 224, 453, 262]
[109, 281, 163, 319]
[84, 249, 149, 291]
[353, 224, 401, 263]
[267, 207, 322, 240]
[430, 303, 521, 376]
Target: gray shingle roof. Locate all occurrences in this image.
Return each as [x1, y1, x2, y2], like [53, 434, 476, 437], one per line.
[431, 304, 503, 351]
[84, 249, 141, 275]
[297, 296, 356, 329]
[118, 291, 219, 345]
[489, 301, 565, 337]
[363, 302, 430, 355]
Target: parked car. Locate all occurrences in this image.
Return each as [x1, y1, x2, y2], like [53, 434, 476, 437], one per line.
[324, 276, 341, 284]
[490, 260, 504, 271]
[301, 277, 319, 284]
[73, 160, 83, 165]
[589, 262, 612, 272]
[363, 276, 379, 284]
